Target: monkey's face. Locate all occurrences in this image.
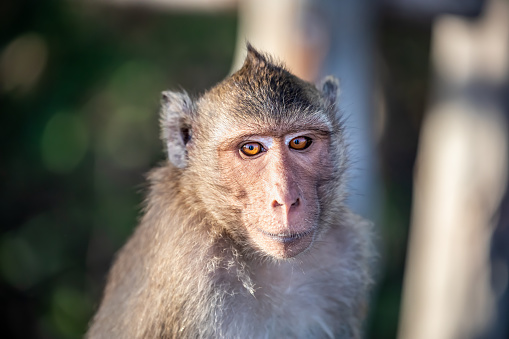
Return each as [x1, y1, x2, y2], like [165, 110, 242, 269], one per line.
[214, 124, 334, 259]
[161, 46, 345, 260]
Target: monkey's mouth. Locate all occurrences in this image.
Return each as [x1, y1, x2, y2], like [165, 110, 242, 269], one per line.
[258, 228, 315, 243]
[254, 227, 316, 259]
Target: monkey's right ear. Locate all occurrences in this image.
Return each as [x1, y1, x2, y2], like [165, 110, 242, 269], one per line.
[320, 76, 341, 110]
[160, 91, 194, 168]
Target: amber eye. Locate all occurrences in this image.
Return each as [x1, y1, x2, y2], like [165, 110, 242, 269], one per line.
[289, 136, 312, 150]
[240, 142, 263, 156]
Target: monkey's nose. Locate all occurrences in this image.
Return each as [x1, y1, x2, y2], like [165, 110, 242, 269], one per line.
[272, 197, 300, 214]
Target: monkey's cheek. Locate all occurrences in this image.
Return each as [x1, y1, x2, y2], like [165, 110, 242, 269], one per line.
[253, 230, 315, 259]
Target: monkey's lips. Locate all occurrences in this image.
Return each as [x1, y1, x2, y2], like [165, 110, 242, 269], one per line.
[255, 227, 316, 259]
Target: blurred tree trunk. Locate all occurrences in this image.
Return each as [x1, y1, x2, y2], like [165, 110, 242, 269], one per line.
[398, 1, 509, 338]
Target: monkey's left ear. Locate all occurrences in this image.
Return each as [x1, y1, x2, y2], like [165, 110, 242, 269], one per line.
[160, 91, 194, 168]
[320, 76, 340, 110]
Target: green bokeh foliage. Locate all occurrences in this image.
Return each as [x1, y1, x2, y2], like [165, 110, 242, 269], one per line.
[0, 1, 236, 337]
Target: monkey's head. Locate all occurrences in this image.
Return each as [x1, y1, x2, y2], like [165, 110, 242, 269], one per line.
[160, 45, 347, 260]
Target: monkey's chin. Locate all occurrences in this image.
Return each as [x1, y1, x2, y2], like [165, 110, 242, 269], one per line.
[255, 228, 316, 259]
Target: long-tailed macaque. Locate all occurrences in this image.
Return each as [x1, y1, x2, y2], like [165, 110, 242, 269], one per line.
[87, 45, 374, 339]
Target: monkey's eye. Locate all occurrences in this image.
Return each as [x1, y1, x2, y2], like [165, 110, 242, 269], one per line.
[240, 142, 263, 156]
[289, 136, 312, 150]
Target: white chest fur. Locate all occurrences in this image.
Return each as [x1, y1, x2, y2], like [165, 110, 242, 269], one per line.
[216, 225, 363, 339]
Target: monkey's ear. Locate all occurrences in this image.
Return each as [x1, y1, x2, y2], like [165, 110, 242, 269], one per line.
[160, 91, 194, 168]
[320, 76, 341, 109]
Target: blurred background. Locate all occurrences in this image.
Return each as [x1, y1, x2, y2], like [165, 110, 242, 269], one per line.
[1, 0, 507, 338]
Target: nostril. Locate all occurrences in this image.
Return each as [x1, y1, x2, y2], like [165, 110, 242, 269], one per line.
[272, 200, 282, 208]
[291, 198, 300, 207]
